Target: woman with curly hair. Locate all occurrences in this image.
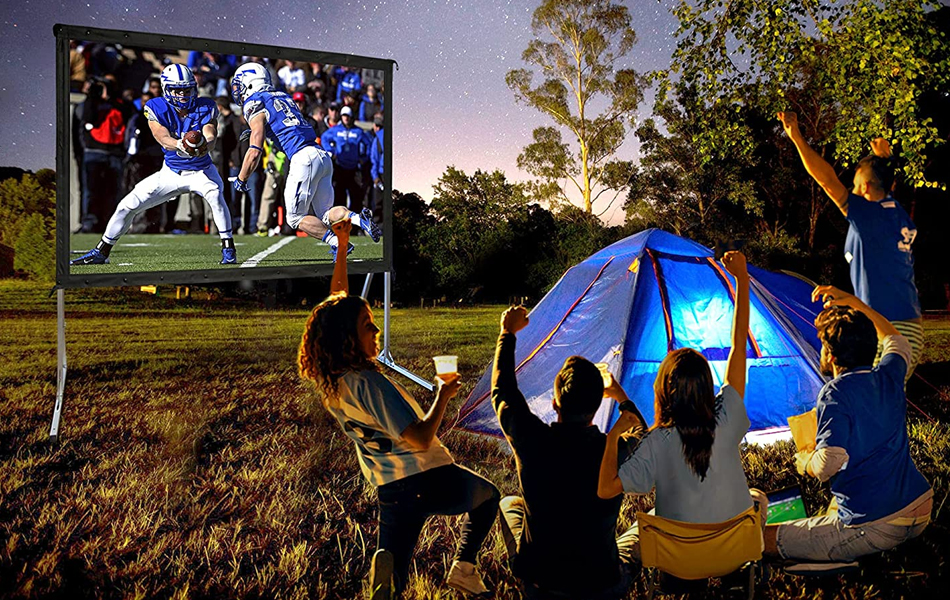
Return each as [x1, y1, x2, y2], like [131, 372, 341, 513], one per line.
[298, 219, 499, 599]
[598, 251, 767, 560]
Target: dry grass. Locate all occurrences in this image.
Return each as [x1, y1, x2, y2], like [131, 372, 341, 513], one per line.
[0, 281, 948, 599]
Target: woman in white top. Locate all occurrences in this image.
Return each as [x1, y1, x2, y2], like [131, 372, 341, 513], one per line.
[598, 252, 766, 557]
[298, 218, 499, 598]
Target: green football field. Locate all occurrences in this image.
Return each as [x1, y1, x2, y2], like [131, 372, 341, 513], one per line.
[68, 232, 384, 274]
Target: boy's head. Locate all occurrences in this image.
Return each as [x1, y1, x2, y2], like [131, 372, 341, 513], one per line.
[553, 356, 604, 423]
[815, 305, 878, 375]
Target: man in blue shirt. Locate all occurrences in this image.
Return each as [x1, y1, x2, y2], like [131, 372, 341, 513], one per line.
[231, 63, 379, 258]
[321, 106, 373, 215]
[71, 63, 237, 266]
[765, 286, 932, 562]
[778, 112, 923, 380]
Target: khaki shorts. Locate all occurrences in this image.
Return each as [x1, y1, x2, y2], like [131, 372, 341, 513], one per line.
[776, 493, 931, 562]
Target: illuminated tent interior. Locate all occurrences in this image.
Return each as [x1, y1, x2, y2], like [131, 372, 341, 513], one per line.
[455, 229, 826, 444]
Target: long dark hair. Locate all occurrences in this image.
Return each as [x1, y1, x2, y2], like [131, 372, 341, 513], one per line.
[652, 348, 717, 481]
[298, 292, 378, 407]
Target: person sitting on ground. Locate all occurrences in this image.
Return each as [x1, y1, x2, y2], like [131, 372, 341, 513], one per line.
[598, 252, 768, 561]
[764, 285, 932, 563]
[493, 305, 644, 600]
[297, 219, 499, 599]
[777, 111, 923, 381]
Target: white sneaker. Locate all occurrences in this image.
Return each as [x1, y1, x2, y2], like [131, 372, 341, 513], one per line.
[369, 549, 394, 600]
[446, 560, 491, 596]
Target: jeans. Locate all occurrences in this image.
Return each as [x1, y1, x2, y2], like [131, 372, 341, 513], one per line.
[376, 464, 500, 594]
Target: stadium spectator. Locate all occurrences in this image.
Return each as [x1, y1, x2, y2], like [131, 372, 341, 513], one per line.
[69, 40, 86, 92]
[598, 252, 767, 565]
[292, 91, 310, 118]
[256, 139, 289, 236]
[335, 66, 362, 103]
[764, 286, 932, 563]
[277, 60, 306, 92]
[134, 77, 162, 110]
[493, 306, 642, 600]
[305, 62, 329, 93]
[213, 96, 245, 233]
[194, 69, 216, 98]
[309, 106, 329, 140]
[369, 112, 384, 218]
[359, 84, 384, 122]
[235, 117, 265, 236]
[298, 222, 499, 597]
[325, 102, 341, 130]
[778, 112, 923, 381]
[124, 90, 165, 233]
[321, 106, 371, 212]
[79, 77, 127, 233]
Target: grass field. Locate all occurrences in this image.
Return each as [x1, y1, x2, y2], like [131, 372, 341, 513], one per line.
[68, 232, 384, 274]
[0, 280, 948, 599]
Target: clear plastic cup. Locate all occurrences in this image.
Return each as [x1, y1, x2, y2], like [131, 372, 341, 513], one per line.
[433, 355, 458, 378]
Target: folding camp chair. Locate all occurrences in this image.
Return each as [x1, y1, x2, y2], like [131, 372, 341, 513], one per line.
[637, 503, 764, 599]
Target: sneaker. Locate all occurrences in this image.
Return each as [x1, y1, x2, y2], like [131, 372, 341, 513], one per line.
[220, 247, 237, 265]
[446, 560, 490, 596]
[359, 208, 382, 242]
[70, 248, 109, 266]
[329, 242, 355, 260]
[254, 229, 268, 237]
[368, 549, 394, 600]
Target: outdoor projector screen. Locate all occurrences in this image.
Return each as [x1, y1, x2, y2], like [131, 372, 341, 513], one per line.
[55, 24, 393, 288]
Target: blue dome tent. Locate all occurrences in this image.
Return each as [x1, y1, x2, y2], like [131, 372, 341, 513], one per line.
[456, 229, 826, 443]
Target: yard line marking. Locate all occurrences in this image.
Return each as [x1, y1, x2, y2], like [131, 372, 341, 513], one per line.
[240, 236, 297, 268]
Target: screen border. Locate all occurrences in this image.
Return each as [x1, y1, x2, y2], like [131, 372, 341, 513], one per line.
[55, 23, 394, 288]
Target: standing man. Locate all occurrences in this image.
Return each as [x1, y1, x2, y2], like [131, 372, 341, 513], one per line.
[71, 64, 236, 266]
[231, 63, 379, 258]
[778, 112, 923, 379]
[321, 106, 372, 214]
[369, 112, 385, 220]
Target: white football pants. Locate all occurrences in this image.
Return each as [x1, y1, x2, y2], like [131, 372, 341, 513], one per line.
[284, 145, 334, 230]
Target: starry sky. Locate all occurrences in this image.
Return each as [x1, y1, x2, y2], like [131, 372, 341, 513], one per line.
[0, 0, 678, 222]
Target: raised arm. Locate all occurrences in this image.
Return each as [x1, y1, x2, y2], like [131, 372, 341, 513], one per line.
[722, 251, 750, 397]
[777, 112, 850, 216]
[597, 410, 641, 499]
[329, 219, 350, 295]
[811, 285, 900, 339]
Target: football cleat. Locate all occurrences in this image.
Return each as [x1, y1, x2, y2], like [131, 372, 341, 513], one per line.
[359, 208, 382, 243]
[329, 243, 355, 260]
[220, 247, 237, 265]
[70, 248, 109, 266]
[160, 64, 198, 111]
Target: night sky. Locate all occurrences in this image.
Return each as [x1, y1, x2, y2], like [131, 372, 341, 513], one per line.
[0, 0, 678, 221]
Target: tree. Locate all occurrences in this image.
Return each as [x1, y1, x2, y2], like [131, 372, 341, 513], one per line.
[663, 0, 950, 189]
[507, 0, 646, 214]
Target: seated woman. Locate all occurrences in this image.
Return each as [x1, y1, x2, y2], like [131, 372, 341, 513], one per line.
[597, 251, 766, 561]
[297, 216, 499, 599]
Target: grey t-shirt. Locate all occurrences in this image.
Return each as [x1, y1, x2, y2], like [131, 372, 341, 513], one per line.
[618, 385, 754, 523]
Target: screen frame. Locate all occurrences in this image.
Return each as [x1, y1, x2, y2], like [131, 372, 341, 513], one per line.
[55, 23, 394, 288]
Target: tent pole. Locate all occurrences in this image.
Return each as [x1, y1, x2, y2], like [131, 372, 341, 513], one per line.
[49, 288, 67, 443]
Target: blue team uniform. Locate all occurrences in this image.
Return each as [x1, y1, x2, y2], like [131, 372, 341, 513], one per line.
[143, 96, 218, 172]
[242, 90, 317, 160]
[321, 124, 371, 170]
[844, 193, 921, 322]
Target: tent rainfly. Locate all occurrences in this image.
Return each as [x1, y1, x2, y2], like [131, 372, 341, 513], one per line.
[456, 229, 827, 443]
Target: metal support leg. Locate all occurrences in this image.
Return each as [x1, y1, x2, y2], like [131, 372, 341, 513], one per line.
[361, 272, 374, 299]
[49, 288, 67, 442]
[375, 271, 434, 391]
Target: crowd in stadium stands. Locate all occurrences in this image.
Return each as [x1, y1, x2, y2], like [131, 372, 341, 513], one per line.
[69, 41, 385, 237]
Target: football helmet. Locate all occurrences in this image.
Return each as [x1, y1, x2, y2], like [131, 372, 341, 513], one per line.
[231, 62, 273, 105]
[160, 64, 198, 111]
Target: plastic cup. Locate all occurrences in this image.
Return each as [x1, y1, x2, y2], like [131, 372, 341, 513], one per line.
[433, 355, 458, 378]
[595, 362, 612, 388]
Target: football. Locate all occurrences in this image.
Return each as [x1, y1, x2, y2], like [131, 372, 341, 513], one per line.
[182, 130, 205, 155]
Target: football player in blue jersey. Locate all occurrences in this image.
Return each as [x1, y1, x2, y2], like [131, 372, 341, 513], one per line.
[71, 63, 237, 266]
[230, 62, 380, 258]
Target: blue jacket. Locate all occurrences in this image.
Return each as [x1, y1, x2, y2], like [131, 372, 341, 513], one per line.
[370, 128, 384, 181]
[336, 71, 362, 102]
[321, 124, 370, 170]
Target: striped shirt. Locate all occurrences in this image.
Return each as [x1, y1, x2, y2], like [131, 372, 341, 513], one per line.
[328, 370, 454, 487]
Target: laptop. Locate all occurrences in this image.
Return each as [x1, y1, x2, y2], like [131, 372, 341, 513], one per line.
[765, 485, 808, 524]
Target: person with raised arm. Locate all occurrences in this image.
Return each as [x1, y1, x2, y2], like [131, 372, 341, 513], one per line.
[298, 219, 499, 599]
[764, 285, 932, 563]
[598, 251, 767, 559]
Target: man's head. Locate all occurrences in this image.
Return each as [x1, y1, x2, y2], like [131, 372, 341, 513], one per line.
[553, 356, 604, 424]
[215, 95, 232, 113]
[815, 305, 878, 376]
[365, 84, 377, 99]
[312, 106, 327, 122]
[853, 155, 895, 198]
[293, 91, 307, 111]
[341, 106, 354, 127]
[147, 76, 162, 97]
[373, 112, 384, 131]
